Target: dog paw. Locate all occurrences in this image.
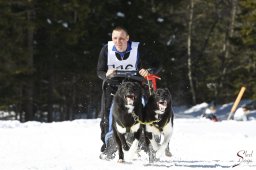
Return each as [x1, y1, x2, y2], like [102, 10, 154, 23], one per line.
[99, 153, 107, 160]
[156, 148, 165, 159]
[149, 151, 156, 163]
[165, 150, 172, 157]
[99, 152, 116, 161]
[123, 145, 130, 151]
[117, 159, 124, 163]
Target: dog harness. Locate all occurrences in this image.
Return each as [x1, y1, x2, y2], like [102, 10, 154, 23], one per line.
[115, 119, 139, 133]
[131, 111, 161, 125]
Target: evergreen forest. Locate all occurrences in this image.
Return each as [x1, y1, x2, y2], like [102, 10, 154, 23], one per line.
[0, 0, 255, 122]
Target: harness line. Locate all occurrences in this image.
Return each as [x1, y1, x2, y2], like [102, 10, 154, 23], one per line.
[131, 111, 160, 125]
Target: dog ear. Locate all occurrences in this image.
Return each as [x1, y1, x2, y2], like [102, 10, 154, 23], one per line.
[165, 88, 171, 94]
[131, 82, 141, 94]
[164, 88, 172, 103]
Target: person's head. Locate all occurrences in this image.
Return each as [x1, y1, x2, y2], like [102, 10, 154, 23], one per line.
[112, 26, 129, 52]
[209, 105, 216, 111]
[243, 106, 250, 112]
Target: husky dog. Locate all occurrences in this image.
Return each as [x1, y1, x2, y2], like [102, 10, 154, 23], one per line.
[143, 88, 174, 162]
[112, 82, 143, 162]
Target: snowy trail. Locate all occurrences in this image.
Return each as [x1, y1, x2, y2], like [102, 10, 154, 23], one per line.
[0, 118, 255, 170]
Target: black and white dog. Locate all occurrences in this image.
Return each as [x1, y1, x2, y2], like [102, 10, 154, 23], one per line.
[143, 88, 174, 162]
[112, 81, 143, 162]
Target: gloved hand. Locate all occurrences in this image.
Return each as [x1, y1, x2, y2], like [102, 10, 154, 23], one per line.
[139, 68, 149, 77]
[106, 69, 116, 79]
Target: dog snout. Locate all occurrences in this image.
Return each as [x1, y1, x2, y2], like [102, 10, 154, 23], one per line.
[126, 94, 136, 105]
[158, 100, 167, 111]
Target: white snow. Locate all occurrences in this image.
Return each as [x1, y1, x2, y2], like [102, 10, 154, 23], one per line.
[0, 104, 256, 170]
[62, 22, 68, 28]
[47, 18, 52, 24]
[116, 12, 125, 18]
[157, 17, 164, 23]
[138, 15, 143, 19]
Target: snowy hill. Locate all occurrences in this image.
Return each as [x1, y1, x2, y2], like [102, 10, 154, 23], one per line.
[174, 102, 256, 121]
[0, 103, 256, 170]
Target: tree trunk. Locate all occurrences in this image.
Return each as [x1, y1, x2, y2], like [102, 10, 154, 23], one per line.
[47, 66, 54, 122]
[218, 0, 237, 97]
[187, 0, 196, 105]
[68, 75, 77, 120]
[24, 8, 35, 122]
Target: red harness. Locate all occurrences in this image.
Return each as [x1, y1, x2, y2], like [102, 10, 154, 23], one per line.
[144, 74, 161, 93]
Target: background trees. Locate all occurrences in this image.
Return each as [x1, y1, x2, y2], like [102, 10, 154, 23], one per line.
[0, 0, 255, 122]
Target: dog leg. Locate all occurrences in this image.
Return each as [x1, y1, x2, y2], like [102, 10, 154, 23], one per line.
[148, 143, 157, 163]
[155, 136, 170, 158]
[144, 131, 156, 163]
[156, 121, 173, 158]
[120, 134, 129, 151]
[126, 139, 139, 160]
[113, 127, 124, 162]
[165, 143, 172, 157]
[127, 129, 141, 160]
[150, 138, 159, 151]
[146, 125, 160, 151]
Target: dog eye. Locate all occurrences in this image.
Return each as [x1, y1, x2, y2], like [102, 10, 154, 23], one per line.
[156, 93, 161, 97]
[159, 101, 167, 105]
[126, 95, 135, 98]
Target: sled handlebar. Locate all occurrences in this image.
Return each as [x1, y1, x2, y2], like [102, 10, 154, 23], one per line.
[102, 70, 144, 89]
[111, 70, 144, 82]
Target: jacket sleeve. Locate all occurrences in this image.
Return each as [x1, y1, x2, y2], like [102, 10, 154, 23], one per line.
[97, 44, 108, 80]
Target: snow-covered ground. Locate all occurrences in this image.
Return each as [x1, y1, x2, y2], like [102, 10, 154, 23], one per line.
[0, 103, 256, 170]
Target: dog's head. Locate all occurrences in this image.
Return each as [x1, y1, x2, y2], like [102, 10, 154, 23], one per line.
[116, 81, 142, 106]
[153, 88, 171, 114]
